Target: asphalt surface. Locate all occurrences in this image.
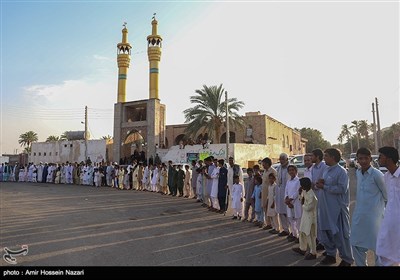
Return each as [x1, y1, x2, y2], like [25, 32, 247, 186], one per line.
[0, 168, 372, 266]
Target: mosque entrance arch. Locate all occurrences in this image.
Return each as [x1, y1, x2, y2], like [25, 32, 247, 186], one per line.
[120, 130, 145, 164]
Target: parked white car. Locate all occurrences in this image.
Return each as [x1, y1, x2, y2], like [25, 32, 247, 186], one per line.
[272, 154, 347, 177]
[349, 152, 357, 168]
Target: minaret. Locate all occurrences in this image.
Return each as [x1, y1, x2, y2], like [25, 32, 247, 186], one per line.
[117, 23, 132, 103]
[147, 14, 162, 99]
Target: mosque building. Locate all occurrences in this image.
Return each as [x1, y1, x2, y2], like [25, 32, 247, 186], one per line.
[112, 16, 306, 166]
[113, 17, 165, 163]
[27, 16, 306, 167]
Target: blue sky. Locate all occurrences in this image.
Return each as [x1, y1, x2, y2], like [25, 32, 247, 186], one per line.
[1, 0, 399, 154]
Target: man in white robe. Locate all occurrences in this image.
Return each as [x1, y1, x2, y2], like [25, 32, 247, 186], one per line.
[28, 163, 34, 182]
[275, 153, 290, 236]
[106, 162, 113, 187]
[66, 163, 73, 184]
[303, 154, 313, 180]
[37, 162, 43, 183]
[376, 146, 400, 266]
[60, 163, 66, 184]
[210, 164, 220, 211]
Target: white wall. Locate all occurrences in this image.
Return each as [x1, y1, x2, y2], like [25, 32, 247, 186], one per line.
[0, 156, 10, 164]
[161, 143, 281, 168]
[29, 140, 106, 164]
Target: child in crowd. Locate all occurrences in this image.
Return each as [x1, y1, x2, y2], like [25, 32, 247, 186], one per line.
[231, 174, 244, 219]
[266, 173, 280, 234]
[284, 165, 302, 242]
[252, 175, 263, 226]
[292, 177, 318, 260]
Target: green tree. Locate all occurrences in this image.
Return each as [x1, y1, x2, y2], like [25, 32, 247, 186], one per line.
[297, 127, 331, 153]
[18, 131, 38, 153]
[337, 131, 345, 152]
[339, 124, 353, 154]
[350, 120, 361, 150]
[60, 131, 68, 141]
[46, 135, 60, 142]
[382, 122, 400, 149]
[358, 120, 370, 140]
[183, 84, 244, 144]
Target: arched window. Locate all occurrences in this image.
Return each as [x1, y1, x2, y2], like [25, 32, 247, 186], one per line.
[220, 132, 236, 143]
[175, 134, 187, 146]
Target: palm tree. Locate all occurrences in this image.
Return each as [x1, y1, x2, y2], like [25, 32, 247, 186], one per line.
[337, 132, 345, 151]
[339, 124, 353, 153]
[18, 131, 38, 153]
[350, 120, 360, 150]
[101, 135, 112, 140]
[46, 135, 60, 142]
[60, 131, 68, 141]
[183, 84, 244, 144]
[358, 120, 369, 140]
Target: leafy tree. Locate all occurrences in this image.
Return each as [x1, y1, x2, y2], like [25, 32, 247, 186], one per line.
[183, 84, 244, 144]
[46, 135, 60, 142]
[101, 135, 113, 140]
[18, 131, 38, 153]
[382, 122, 400, 149]
[297, 127, 331, 153]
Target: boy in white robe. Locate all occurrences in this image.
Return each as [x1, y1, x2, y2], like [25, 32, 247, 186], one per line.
[55, 167, 61, 184]
[231, 175, 244, 219]
[292, 177, 318, 260]
[284, 165, 302, 242]
[94, 168, 103, 187]
[266, 173, 280, 234]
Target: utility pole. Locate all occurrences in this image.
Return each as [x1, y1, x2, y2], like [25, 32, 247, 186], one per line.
[85, 106, 88, 161]
[225, 91, 229, 163]
[375, 98, 382, 148]
[372, 102, 378, 154]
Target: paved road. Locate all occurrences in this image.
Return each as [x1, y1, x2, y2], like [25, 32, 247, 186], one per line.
[0, 168, 371, 266]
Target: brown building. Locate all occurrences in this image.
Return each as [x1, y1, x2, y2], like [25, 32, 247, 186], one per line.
[165, 111, 307, 162]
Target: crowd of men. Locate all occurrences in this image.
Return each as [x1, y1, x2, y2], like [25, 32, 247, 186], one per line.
[1, 146, 399, 266]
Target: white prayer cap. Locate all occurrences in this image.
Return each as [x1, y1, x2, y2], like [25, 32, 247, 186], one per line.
[114, 162, 118, 165]
[40, 161, 43, 164]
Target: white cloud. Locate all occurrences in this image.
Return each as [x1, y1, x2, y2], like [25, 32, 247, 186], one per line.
[93, 54, 113, 62]
[2, 75, 117, 154]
